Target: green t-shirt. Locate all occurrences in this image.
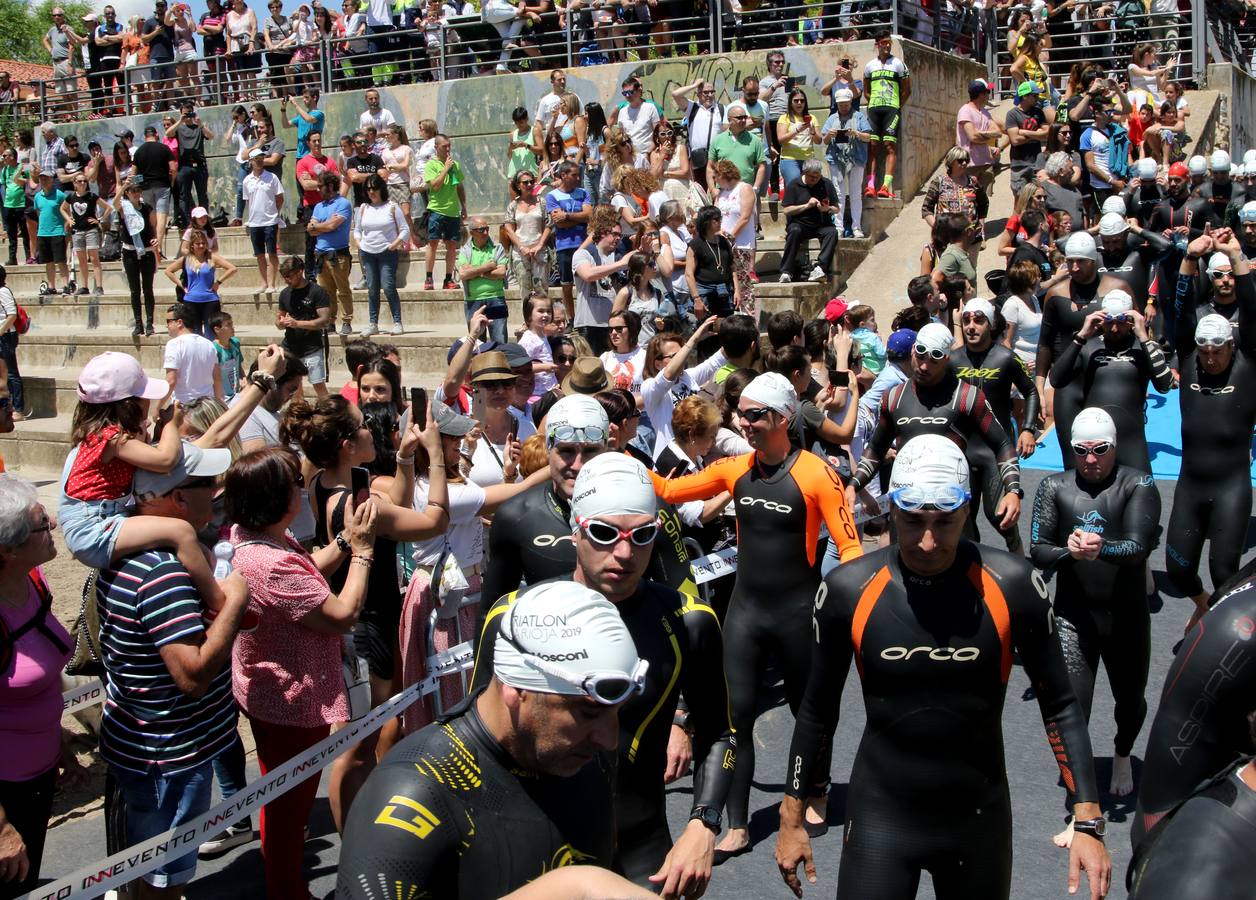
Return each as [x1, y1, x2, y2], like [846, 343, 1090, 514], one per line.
[423, 158, 463, 217]
[455, 240, 508, 302]
[507, 128, 538, 179]
[34, 189, 67, 237]
[708, 130, 766, 186]
[0, 165, 26, 209]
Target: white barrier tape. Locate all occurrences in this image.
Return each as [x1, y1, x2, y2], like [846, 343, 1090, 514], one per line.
[24, 653, 473, 900]
[62, 680, 106, 716]
[690, 495, 892, 586]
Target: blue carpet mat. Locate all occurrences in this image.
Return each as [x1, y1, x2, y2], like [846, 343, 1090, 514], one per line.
[1020, 387, 1256, 485]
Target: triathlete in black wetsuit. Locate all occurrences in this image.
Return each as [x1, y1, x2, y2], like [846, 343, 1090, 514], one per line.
[337, 582, 638, 900]
[1038, 231, 1104, 467]
[1095, 212, 1171, 311]
[651, 372, 863, 857]
[1132, 559, 1256, 850]
[1030, 407, 1160, 802]
[1146, 163, 1214, 346]
[1238, 201, 1256, 257]
[1121, 176, 1163, 227]
[473, 454, 735, 893]
[776, 434, 1110, 900]
[950, 299, 1040, 552]
[851, 322, 1024, 527]
[1165, 233, 1256, 623]
[1049, 291, 1174, 472]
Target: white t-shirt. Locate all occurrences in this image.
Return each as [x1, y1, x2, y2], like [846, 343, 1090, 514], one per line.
[617, 102, 661, 154]
[601, 347, 647, 393]
[242, 170, 284, 227]
[1001, 293, 1043, 367]
[467, 414, 538, 488]
[358, 107, 396, 131]
[716, 183, 756, 249]
[163, 333, 218, 403]
[646, 188, 669, 221]
[661, 225, 691, 294]
[686, 101, 725, 153]
[519, 329, 558, 396]
[536, 92, 576, 128]
[573, 245, 618, 328]
[412, 477, 486, 566]
[233, 395, 279, 447]
[365, 0, 392, 27]
[641, 349, 727, 459]
[611, 192, 643, 238]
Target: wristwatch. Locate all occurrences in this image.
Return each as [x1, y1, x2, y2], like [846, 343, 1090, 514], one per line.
[1010, 486, 1026, 499]
[689, 806, 722, 834]
[1074, 817, 1106, 839]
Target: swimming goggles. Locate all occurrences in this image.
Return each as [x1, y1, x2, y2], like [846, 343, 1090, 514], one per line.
[913, 344, 949, 361]
[888, 484, 971, 512]
[1071, 441, 1113, 458]
[547, 424, 609, 448]
[502, 627, 649, 705]
[577, 516, 660, 547]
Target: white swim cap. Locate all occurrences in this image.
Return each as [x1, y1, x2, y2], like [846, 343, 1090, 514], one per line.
[546, 395, 610, 448]
[963, 297, 996, 321]
[915, 322, 954, 354]
[1064, 231, 1100, 262]
[1188, 155, 1208, 176]
[1211, 149, 1232, 171]
[888, 434, 970, 507]
[1244, 149, 1256, 165]
[1195, 313, 1234, 344]
[741, 372, 798, 418]
[1206, 252, 1234, 277]
[1100, 289, 1133, 315]
[1071, 407, 1117, 445]
[1099, 212, 1130, 236]
[494, 581, 646, 704]
[1135, 158, 1157, 180]
[1240, 201, 1256, 224]
[569, 452, 657, 527]
[1100, 195, 1127, 216]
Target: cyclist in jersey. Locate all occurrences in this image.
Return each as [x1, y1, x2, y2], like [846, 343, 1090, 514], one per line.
[1166, 230, 1256, 631]
[850, 322, 1024, 529]
[1030, 408, 1160, 830]
[862, 31, 911, 200]
[776, 434, 1111, 900]
[1050, 289, 1174, 473]
[473, 453, 735, 894]
[337, 581, 645, 900]
[479, 395, 696, 631]
[648, 372, 863, 859]
[949, 297, 1040, 553]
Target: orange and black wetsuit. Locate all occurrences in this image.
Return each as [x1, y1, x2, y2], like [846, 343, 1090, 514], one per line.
[786, 542, 1098, 899]
[650, 448, 862, 830]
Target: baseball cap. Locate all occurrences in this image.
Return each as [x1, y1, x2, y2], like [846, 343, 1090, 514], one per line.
[1195, 313, 1234, 344]
[886, 328, 917, 358]
[1015, 81, 1041, 98]
[77, 352, 167, 404]
[143, 125, 159, 137]
[114, 128, 134, 140]
[968, 79, 991, 99]
[1207, 252, 1234, 277]
[497, 342, 533, 370]
[741, 372, 797, 418]
[1064, 231, 1099, 262]
[546, 394, 610, 447]
[915, 322, 953, 355]
[133, 442, 231, 500]
[82, 12, 97, 21]
[190, 206, 208, 220]
[569, 453, 657, 526]
[1239, 201, 1256, 224]
[824, 296, 848, 322]
[431, 399, 476, 437]
[1071, 407, 1116, 445]
[1100, 289, 1133, 315]
[493, 581, 646, 705]
[1187, 155, 1207, 175]
[248, 148, 264, 159]
[963, 298, 995, 320]
[887, 434, 970, 510]
[1099, 212, 1130, 236]
[834, 89, 854, 104]
[1168, 162, 1190, 179]
[1135, 158, 1157, 180]
[1211, 149, 1232, 171]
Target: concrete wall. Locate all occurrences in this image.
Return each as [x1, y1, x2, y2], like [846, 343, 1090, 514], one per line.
[1207, 62, 1255, 155]
[49, 39, 981, 220]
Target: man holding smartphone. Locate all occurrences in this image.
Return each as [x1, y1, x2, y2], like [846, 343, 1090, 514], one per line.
[167, 101, 213, 230]
[457, 216, 510, 343]
[779, 159, 839, 284]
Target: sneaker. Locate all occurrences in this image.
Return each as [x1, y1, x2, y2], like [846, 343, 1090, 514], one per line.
[495, 64, 512, 74]
[361, 323, 380, 337]
[442, 276, 457, 290]
[38, 282, 52, 296]
[808, 265, 826, 281]
[64, 280, 76, 295]
[863, 185, 876, 198]
[93, 285, 104, 295]
[390, 322, 404, 335]
[145, 323, 155, 336]
[352, 277, 367, 290]
[77, 286, 89, 296]
[198, 824, 254, 859]
[778, 272, 792, 283]
[852, 227, 865, 239]
[132, 321, 142, 337]
[423, 274, 435, 291]
[503, 40, 520, 51]
[26, 257, 36, 266]
[877, 185, 894, 199]
[339, 322, 352, 336]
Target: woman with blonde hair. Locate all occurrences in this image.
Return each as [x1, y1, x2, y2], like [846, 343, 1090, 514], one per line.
[546, 93, 586, 165]
[996, 181, 1050, 258]
[381, 123, 418, 250]
[599, 125, 636, 198]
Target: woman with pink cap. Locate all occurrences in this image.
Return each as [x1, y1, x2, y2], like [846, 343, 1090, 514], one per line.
[179, 206, 219, 255]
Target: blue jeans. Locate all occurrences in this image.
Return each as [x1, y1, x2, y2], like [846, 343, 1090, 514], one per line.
[211, 733, 251, 830]
[779, 158, 803, 190]
[583, 163, 603, 206]
[466, 296, 508, 343]
[360, 249, 401, 325]
[234, 161, 247, 220]
[111, 760, 213, 888]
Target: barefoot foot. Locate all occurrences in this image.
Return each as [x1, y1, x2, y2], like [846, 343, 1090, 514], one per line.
[1110, 754, 1135, 797]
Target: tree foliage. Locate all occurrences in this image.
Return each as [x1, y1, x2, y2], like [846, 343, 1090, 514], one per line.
[0, 0, 99, 66]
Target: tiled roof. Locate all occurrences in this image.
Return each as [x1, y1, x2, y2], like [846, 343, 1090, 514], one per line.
[0, 59, 86, 97]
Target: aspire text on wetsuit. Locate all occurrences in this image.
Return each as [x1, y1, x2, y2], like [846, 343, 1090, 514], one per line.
[336, 692, 616, 900]
[786, 542, 1099, 899]
[471, 579, 736, 884]
[1030, 465, 1161, 766]
[651, 449, 863, 831]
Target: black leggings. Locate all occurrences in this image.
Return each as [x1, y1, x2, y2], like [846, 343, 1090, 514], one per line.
[1165, 472, 1252, 598]
[723, 594, 830, 829]
[1056, 595, 1150, 760]
[837, 781, 1013, 900]
[121, 250, 156, 328]
[0, 766, 56, 900]
[963, 448, 1023, 554]
[2, 206, 28, 263]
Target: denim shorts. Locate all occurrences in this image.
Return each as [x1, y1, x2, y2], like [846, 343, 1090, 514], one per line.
[555, 247, 576, 285]
[249, 224, 279, 256]
[299, 347, 327, 385]
[427, 211, 461, 242]
[141, 185, 172, 215]
[111, 760, 213, 888]
[59, 494, 127, 570]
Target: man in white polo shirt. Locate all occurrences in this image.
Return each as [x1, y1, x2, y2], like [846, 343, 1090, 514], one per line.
[163, 301, 222, 409]
[242, 147, 284, 295]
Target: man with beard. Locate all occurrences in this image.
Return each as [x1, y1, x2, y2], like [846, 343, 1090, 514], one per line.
[1237, 201, 1256, 258]
[1146, 161, 1215, 346]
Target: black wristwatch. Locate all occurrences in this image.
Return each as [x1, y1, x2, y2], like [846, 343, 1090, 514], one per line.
[1074, 817, 1106, 840]
[689, 805, 722, 834]
[334, 532, 351, 554]
[1010, 486, 1026, 499]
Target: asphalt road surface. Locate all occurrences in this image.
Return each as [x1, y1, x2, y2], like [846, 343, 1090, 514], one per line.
[37, 469, 1241, 900]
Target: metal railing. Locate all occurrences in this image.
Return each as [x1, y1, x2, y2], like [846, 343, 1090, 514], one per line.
[26, 2, 1211, 125]
[1204, 0, 1256, 73]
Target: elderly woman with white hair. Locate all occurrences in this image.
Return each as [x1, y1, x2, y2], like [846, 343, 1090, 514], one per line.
[0, 474, 86, 897]
[820, 88, 873, 239]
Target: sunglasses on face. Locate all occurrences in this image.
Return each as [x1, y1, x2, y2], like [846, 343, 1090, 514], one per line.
[961, 312, 988, 324]
[577, 515, 660, 547]
[470, 226, 489, 233]
[1071, 441, 1113, 458]
[914, 344, 948, 361]
[739, 406, 774, 423]
[554, 354, 576, 363]
[729, 114, 748, 121]
[482, 380, 516, 391]
[609, 324, 630, 332]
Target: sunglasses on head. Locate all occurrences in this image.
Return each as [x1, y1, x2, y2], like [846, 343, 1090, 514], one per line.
[1071, 441, 1113, 458]
[577, 515, 660, 547]
[739, 406, 774, 423]
[914, 344, 948, 361]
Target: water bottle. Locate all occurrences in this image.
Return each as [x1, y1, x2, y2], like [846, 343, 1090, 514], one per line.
[212, 541, 235, 579]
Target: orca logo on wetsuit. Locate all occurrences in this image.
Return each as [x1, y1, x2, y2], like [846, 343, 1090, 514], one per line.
[1190, 384, 1236, 395]
[879, 646, 981, 662]
[896, 416, 949, 426]
[533, 534, 576, 547]
[739, 497, 793, 514]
